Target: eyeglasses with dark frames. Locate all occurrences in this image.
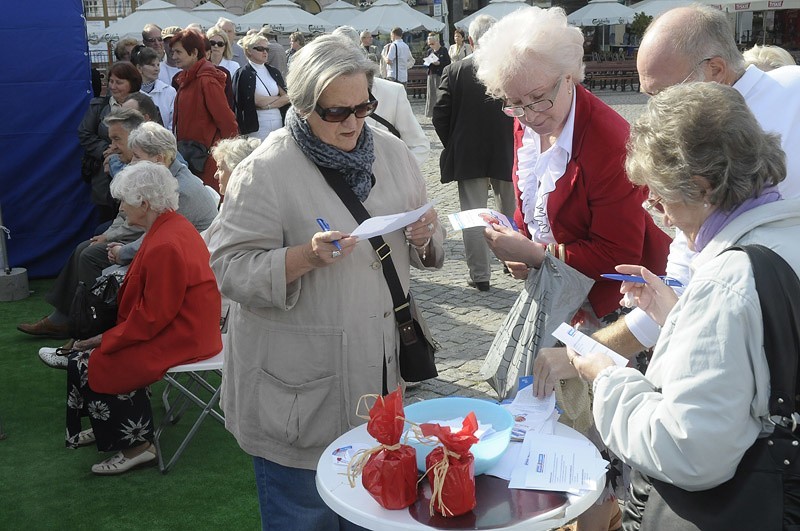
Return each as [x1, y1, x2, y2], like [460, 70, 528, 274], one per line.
[143, 36, 164, 44]
[502, 77, 563, 118]
[314, 96, 379, 123]
[209, 40, 226, 48]
[251, 46, 269, 52]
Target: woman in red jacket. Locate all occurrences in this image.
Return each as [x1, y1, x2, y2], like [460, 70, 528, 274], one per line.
[474, 7, 671, 530]
[171, 29, 238, 191]
[64, 161, 222, 475]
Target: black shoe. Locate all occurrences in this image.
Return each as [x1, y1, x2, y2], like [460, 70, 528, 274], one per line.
[468, 280, 490, 292]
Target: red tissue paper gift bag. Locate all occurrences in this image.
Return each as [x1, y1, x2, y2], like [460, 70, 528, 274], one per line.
[420, 411, 480, 517]
[347, 387, 418, 509]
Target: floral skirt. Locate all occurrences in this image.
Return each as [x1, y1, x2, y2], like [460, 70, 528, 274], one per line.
[65, 350, 154, 451]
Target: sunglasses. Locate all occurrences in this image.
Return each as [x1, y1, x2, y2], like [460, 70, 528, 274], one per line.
[642, 195, 665, 214]
[251, 46, 269, 52]
[144, 37, 163, 43]
[210, 40, 226, 48]
[314, 96, 379, 123]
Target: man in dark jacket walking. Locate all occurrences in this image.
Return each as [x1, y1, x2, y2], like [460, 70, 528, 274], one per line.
[432, 15, 515, 291]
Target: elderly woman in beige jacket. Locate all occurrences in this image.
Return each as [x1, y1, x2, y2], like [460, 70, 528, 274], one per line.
[207, 35, 444, 530]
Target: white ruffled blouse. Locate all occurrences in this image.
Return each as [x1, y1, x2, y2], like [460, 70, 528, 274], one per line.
[515, 89, 577, 244]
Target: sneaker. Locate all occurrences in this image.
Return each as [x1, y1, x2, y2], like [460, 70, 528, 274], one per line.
[38, 347, 68, 370]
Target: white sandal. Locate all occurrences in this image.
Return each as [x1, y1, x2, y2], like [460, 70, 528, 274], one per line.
[77, 428, 95, 447]
[91, 445, 156, 475]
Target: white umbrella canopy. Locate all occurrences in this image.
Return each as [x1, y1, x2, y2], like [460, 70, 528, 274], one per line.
[703, 0, 800, 11]
[629, 0, 693, 17]
[237, 0, 336, 33]
[567, 0, 635, 26]
[191, 2, 239, 24]
[320, 0, 361, 26]
[92, 0, 209, 42]
[347, 0, 445, 34]
[455, 0, 534, 31]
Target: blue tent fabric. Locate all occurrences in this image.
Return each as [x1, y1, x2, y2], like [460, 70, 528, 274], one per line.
[0, 0, 98, 277]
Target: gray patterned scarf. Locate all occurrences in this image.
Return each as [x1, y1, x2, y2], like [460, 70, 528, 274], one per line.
[285, 107, 375, 202]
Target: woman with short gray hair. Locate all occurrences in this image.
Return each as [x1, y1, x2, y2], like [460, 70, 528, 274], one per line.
[127, 121, 178, 164]
[571, 82, 796, 529]
[209, 136, 261, 195]
[63, 160, 222, 476]
[207, 34, 444, 528]
[474, 7, 671, 529]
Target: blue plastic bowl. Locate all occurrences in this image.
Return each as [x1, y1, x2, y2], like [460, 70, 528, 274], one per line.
[404, 397, 513, 476]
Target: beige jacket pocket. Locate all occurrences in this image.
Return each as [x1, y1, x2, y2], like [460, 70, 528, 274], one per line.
[257, 369, 342, 449]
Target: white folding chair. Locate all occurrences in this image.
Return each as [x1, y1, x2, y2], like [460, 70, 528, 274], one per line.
[153, 348, 225, 474]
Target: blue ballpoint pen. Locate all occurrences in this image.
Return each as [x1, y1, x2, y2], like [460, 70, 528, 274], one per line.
[316, 218, 342, 251]
[601, 273, 684, 288]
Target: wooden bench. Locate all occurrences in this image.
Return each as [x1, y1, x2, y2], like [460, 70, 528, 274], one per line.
[583, 60, 640, 92]
[406, 66, 427, 99]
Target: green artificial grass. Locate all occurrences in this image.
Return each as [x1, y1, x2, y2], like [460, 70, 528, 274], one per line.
[0, 279, 260, 530]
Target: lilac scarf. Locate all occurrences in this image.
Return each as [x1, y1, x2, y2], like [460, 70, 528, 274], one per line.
[694, 186, 782, 252]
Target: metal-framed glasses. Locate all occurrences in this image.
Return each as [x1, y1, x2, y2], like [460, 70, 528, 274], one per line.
[642, 195, 665, 214]
[502, 77, 563, 117]
[314, 95, 379, 123]
[143, 36, 163, 44]
[679, 57, 713, 85]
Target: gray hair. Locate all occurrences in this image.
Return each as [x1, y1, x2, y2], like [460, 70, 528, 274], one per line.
[468, 15, 496, 46]
[127, 122, 178, 165]
[104, 107, 145, 132]
[360, 30, 372, 39]
[332, 26, 360, 47]
[110, 160, 179, 214]
[645, 5, 746, 80]
[743, 44, 796, 72]
[211, 136, 261, 173]
[626, 83, 785, 211]
[142, 23, 161, 38]
[473, 7, 585, 100]
[286, 34, 377, 116]
[427, 33, 439, 44]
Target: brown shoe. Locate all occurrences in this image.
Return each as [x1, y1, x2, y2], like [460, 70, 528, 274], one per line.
[17, 316, 70, 339]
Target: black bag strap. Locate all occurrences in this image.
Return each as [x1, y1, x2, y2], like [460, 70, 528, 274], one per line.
[370, 112, 401, 139]
[723, 244, 800, 423]
[314, 164, 418, 345]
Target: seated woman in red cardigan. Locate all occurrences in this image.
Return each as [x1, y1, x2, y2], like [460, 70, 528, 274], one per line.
[64, 160, 222, 475]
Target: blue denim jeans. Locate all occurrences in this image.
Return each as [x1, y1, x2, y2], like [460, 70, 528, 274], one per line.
[252, 456, 367, 531]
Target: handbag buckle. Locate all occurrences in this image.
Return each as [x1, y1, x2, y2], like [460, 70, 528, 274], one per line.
[397, 319, 418, 346]
[768, 412, 799, 432]
[375, 243, 391, 261]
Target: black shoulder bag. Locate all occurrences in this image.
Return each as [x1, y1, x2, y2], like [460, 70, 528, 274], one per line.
[68, 274, 120, 340]
[315, 164, 438, 383]
[624, 244, 800, 531]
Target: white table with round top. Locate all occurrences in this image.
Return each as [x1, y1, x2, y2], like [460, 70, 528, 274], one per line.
[316, 422, 605, 530]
